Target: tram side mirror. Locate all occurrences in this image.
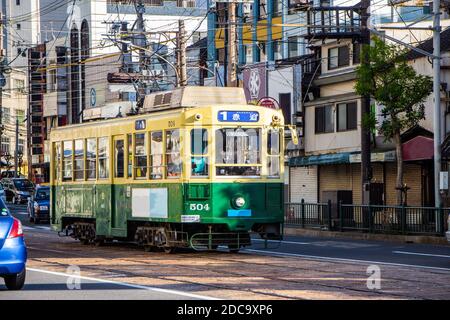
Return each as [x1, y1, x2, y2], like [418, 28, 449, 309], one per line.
[288, 125, 299, 146]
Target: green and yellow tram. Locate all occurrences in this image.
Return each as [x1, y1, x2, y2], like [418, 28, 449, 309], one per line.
[50, 87, 285, 252]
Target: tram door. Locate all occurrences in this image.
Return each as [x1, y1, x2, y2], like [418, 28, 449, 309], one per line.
[111, 135, 127, 236]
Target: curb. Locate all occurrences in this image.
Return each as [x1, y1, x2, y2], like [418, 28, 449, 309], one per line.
[284, 227, 450, 246]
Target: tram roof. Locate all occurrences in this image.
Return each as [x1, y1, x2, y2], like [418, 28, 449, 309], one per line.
[142, 86, 248, 112]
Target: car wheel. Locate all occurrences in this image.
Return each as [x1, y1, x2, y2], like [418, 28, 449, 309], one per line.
[4, 268, 26, 290]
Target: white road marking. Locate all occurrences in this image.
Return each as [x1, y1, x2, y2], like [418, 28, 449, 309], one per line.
[252, 238, 310, 245]
[27, 267, 219, 300]
[393, 251, 450, 259]
[243, 249, 450, 272]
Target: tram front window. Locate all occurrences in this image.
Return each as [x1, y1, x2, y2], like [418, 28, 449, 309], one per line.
[215, 128, 261, 177]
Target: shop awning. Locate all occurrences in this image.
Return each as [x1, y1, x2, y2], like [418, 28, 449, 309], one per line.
[402, 135, 434, 161]
[289, 152, 351, 167]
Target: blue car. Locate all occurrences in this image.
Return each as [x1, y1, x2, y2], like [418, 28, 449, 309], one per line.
[27, 186, 50, 224]
[0, 203, 27, 290]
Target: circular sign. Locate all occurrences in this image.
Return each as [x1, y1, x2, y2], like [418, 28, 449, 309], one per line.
[258, 97, 280, 110]
[90, 88, 96, 107]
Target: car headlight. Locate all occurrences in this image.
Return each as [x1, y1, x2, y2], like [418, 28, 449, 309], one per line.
[234, 197, 246, 208]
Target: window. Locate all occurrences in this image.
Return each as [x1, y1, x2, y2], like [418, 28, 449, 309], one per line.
[16, 24, 21, 30]
[74, 140, 84, 180]
[127, 134, 133, 178]
[245, 45, 253, 64]
[2, 108, 10, 124]
[16, 110, 25, 122]
[272, 0, 281, 17]
[54, 142, 61, 181]
[98, 137, 109, 179]
[150, 131, 164, 180]
[328, 46, 350, 70]
[288, 37, 298, 58]
[16, 0, 20, 5]
[259, 0, 267, 19]
[134, 133, 147, 179]
[337, 102, 357, 131]
[273, 41, 282, 60]
[18, 139, 24, 154]
[191, 129, 209, 178]
[267, 130, 280, 178]
[14, 80, 25, 94]
[115, 139, 125, 178]
[353, 43, 361, 64]
[215, 128, 261, 177]
[63, 141, 73, 181]
[315, 105, 334, 133]
[1, 137, 10, 154]
[166, 130, 181, 178]
[86, 138, 96, 180]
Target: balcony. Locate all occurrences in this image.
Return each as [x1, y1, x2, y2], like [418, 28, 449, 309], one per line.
[306, 5, 363, 39]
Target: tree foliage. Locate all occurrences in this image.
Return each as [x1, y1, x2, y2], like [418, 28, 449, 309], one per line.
[354, 36, 433, 141]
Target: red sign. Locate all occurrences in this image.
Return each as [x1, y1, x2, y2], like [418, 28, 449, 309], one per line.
[258, 97, 280, 110]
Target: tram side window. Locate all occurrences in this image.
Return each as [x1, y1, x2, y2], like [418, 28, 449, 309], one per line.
[267, 130, 280, 178]
[86, 138, 97, 180]
[166, 130, 181, 178]
[134, 133, 148, 179]
[191, 129, 208, 177]
[63, 141, 73, 181]
[74, 140, 85, 180]
[54, 142, 61, 182]
[98, 137, 109, 179]
[127, 134, 133, 178]
[150, 131, 163, 180]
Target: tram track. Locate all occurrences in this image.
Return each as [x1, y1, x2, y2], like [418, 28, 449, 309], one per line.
[24, 232, 449, 299]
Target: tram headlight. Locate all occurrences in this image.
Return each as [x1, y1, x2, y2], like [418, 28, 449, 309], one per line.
[234, 197, 246, 208]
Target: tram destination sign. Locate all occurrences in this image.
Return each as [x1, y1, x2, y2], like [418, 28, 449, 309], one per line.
[218, 111, 259, 123]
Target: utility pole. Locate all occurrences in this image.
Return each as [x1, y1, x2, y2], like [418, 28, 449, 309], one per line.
[134, 0, 147, 107]
[178, 20, 187, 87]
[14, 118, 18, 178]
[432, 0, 442, 229]
[227, 1, 237, 87]
[360, 0, 372, 206]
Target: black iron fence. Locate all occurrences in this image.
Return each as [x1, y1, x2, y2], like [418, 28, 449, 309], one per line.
[285, 200, 448, 236]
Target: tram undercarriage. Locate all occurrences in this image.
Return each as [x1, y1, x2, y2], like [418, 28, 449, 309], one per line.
[58, 218, 282, 253]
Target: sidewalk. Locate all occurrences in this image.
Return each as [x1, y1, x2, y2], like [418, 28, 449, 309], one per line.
[284, 226, 450, 246]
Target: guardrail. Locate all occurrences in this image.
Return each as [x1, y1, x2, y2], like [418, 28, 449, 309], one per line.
[285, 200, 448, 236]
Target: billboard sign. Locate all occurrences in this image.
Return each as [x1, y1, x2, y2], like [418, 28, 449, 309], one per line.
[243, 64, 267, 104]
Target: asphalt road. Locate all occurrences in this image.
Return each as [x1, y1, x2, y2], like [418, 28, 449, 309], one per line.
[0, 268, 208, 300]
[2, 203, 450, 299]
[8, 203, 450, 272]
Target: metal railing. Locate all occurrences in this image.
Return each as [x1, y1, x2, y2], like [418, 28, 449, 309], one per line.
[285, 200, 448, 236]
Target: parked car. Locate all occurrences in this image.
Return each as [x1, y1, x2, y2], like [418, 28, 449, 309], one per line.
[27, 186, 50, 224]
[0, 202, 27, 290]
[1, 178, 35, 204]
[0, 184, 5, 203]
